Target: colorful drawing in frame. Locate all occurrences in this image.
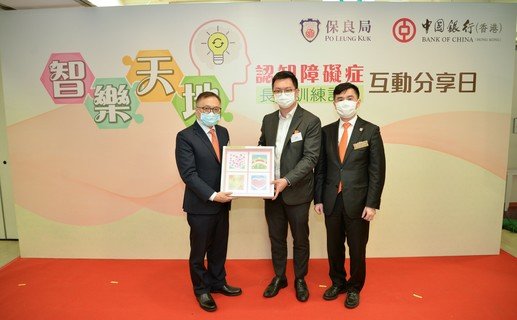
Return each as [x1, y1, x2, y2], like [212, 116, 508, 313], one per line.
[226, 151, 248, 171]
[249, 173, 269, 192]
[226, 173, 247, 192]
[250, 153, 269, 170]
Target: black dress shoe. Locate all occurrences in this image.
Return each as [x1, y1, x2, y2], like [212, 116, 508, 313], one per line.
[196, 293, 217, 312]
[211, 284, 242, 296]
[323, 285, 346, 301]
[295, 278, 309, 302]
[263, 276, 288, 298]
[345, 291, 360, 309]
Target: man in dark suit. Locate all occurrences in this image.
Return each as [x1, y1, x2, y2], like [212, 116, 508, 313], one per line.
[314, 82, 385, 309]
[175, 91, 241, 312]
[258, 71, 321, 302]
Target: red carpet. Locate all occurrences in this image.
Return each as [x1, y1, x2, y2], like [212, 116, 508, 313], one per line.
[0, 252, 515, 319]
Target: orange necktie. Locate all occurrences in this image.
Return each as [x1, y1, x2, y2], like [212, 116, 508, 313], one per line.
[337, 122, 350, 193]
[209, 128, 220, 162]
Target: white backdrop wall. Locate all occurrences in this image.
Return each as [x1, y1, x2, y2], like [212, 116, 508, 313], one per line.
[0, 3, 515, 258]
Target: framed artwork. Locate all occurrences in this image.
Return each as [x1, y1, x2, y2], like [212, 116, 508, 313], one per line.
[220, 146, 275, 198]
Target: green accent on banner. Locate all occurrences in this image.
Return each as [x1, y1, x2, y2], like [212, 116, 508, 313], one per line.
[84, 78, 142, 129]
[171, 75, 231, 127]
[256, 85, 364, 104]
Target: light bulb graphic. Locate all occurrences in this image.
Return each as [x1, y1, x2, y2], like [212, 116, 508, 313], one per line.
[207, 32, 229, 65]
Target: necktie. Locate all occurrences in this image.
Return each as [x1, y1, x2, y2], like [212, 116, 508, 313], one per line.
[337, 122, 351, 193]
[209, 128, 220, 162]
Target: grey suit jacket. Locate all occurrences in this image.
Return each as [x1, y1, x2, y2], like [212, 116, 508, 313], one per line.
[314, 117, 386, 218]
[258, 105, 321, 205]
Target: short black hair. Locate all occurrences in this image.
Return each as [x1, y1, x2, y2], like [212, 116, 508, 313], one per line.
[196, 91, 221, 104]
[333, 82, 360, 99]
[272, 71, 299, 89]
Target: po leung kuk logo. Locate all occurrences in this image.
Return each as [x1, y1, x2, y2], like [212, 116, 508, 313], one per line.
[300, 18, 321, 42]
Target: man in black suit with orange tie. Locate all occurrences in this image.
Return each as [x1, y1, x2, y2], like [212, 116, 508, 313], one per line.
[175, 91, 241, 312]
[314, 82, 385, 309]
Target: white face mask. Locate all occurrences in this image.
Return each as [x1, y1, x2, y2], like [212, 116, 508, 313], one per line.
[274, 92, 296, 109]
[335, 100, 357, 118]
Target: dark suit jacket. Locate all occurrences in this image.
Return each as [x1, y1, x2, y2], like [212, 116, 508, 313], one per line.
[258, 106, 321, 205]
[314, 117, 385, 218]
[175, 121, 230, 214]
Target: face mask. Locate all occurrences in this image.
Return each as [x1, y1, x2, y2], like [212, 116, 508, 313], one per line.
[200, 112, 220, 127]
[335, 100, 357, 118]
[274, 92, 296, 109]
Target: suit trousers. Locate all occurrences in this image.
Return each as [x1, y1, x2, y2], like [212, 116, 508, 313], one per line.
[265, 193, 310, 280]
[187, 208, 229, 295]
[325, 193, 370, 292]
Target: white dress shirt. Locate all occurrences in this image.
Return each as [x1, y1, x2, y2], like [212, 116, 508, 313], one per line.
[274, 106, 297, 179]
[197, 120, 218, 201]
[197, 119, 216, 142]
[338, 115, 358, 147]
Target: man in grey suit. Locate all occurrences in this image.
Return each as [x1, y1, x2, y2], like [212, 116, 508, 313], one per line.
[314, 82, 385, 309]
[258, 71, 321, 302]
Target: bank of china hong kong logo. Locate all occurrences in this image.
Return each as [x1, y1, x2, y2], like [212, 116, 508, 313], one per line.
[392, 18, 417, 43]
[300, 18, 321, 43]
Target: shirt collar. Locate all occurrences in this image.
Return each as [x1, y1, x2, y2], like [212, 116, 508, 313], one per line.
[197, 119, 214, 134]
[339, 115, 358, 128]
[278, 105, 297, 120]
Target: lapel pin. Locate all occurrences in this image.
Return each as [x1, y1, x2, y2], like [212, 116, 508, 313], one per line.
[359, 127, 363, 132]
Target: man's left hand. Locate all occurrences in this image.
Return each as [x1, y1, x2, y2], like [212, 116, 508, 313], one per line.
[361, 207, 376, 221]
[271, 178, 288, 200]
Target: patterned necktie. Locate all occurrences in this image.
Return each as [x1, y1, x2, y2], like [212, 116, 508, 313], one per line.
[337, 122, 351, 193]
[209, 128, 220, 162]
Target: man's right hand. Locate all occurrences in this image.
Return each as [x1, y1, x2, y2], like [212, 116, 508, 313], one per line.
[314, 203, 324, 215]
[214, 192, 233, 203]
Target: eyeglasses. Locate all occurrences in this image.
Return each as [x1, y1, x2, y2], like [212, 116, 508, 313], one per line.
[272, 88, 295, 95]
[197, 106, 222, 114]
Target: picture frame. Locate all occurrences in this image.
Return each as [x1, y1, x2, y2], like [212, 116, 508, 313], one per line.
[220, 146, 275, 198]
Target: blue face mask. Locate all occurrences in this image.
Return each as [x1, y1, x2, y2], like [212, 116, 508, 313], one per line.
[200, 112, 220, 127]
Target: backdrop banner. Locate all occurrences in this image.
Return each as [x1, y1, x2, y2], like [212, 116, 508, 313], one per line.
[0, 3, 515, 258]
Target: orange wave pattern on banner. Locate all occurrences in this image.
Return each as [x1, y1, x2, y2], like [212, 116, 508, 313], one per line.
[7, 105, 260, 226]
[8, 104, 185, 225]
[7, 107, 508, 226]
[380, 111, 510, 179]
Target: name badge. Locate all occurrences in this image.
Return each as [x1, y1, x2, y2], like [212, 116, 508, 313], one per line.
[353, 140, 369, 150]
[291, 131, 303, 143]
